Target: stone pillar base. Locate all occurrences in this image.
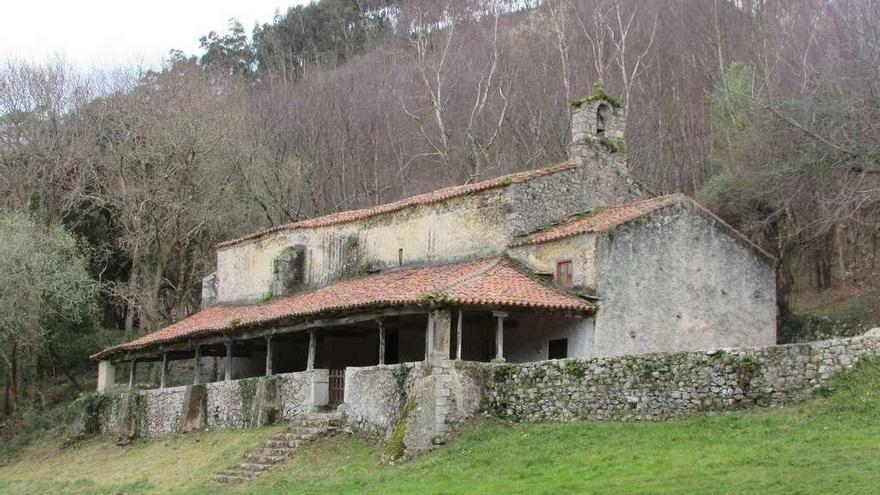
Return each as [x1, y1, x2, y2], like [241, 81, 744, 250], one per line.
[310, 369, 330, 409]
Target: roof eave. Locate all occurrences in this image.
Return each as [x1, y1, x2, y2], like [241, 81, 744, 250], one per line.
[92, 299, 595, 362]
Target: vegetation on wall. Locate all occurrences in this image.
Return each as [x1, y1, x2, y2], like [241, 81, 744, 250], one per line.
[239, 378, 259, 425]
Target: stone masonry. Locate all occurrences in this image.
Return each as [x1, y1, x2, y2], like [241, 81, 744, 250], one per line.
[485, 328, 880, 422]
[91, 329, 879, 459]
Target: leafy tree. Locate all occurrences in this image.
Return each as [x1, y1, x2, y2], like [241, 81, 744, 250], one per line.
[199, 19, 256, 78]
[252, 0, 390, 76]
[0, 211, 98, 416]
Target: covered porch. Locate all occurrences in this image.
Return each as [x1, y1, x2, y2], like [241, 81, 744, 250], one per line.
[92, 257, 596, 409]
[96, 306, 593, 401]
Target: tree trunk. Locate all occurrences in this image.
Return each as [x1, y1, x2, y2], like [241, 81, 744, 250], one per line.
[3, 372, 11, 417]
[124, 303, 135, 342]
[4, 342, 19, 416]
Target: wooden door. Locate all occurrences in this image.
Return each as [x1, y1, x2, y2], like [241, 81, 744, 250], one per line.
[329, 369, 345, 407]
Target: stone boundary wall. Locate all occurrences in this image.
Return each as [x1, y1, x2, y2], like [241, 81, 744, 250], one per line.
[484, 330, 880, 422]
[96, 370, 317, 439]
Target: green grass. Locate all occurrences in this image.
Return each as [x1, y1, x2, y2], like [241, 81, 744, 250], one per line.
[780, 289, 879, 343]
[0, 426, 284, 494]
[805, 289, 880, 326]
[2, 359, 879, 494]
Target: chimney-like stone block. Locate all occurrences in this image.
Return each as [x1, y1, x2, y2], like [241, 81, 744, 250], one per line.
[201, 272, 217, 307]
[271, 244, 306, 296]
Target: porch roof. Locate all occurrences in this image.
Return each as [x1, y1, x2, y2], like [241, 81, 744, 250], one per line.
[92, 257, 595, 360]
[510, 195, 685, 247]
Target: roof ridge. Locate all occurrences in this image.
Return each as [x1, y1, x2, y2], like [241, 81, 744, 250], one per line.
[510, 194, 685, 247]
[216, 161, 577, 248]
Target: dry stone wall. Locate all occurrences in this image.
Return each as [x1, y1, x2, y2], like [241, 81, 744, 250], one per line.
[279, 371, 313, 421]
[485, 330, 880, 422]
[206, 381, 246, 428]
[141, 386, 187, 438]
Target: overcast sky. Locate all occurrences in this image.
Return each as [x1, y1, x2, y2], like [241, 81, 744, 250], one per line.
[0, 0, 308, 70]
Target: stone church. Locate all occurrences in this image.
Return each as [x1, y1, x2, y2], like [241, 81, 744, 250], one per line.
[91, 90, 776, 437]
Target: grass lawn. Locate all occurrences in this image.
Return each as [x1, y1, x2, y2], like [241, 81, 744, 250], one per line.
[1, 359, 878, 495]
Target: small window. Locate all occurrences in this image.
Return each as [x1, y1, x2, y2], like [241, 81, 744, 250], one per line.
[556, 260, 573, 288]
[548, 338, 568, 359]
[596, 103, 610, 136]
[398, 248, 404, 266]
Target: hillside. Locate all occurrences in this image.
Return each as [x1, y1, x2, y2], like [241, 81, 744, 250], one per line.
[1, 358, 878, 495]
[3, 0, 880, 440]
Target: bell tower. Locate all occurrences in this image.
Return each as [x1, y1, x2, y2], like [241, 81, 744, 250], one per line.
[569, 84, 626, 161]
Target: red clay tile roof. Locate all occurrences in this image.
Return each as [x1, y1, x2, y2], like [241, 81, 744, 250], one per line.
[510, 195, 686, 247]
[216, 161, 577, 248]
[93, 257, 595, 360]
[510, 194, 776, 262]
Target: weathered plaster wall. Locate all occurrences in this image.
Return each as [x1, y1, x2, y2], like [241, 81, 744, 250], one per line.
[486, 330, 880, 421]
[340, 362, 429, 437]
[593, 204, 776, 356]
[508, 235, 598, 290]
[215, 191, 509, 304]
[505, 314, 595, 362]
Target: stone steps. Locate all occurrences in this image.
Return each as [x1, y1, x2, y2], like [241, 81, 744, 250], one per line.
[214, 412, 341, 484]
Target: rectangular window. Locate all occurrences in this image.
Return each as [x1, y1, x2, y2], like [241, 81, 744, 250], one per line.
[548, 338, 568, 360]
[556, 260, 573, 288]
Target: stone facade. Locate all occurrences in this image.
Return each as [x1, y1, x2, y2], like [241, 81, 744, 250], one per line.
[485, 329, 880, 422]
[508, 200, 777, 359]
[591, 202, 777, 355]
[503, 313, 595, 363]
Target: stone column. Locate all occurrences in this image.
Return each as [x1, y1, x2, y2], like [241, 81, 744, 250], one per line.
[428, 309, 452, 362]
[456, 310, 463, 360]
[492, 311, 507, 363]
[224, 341, 233, 382]
[307, 329, 316, 371]
[309, 369, 330, 409]
[160, 353, 168, 389]
[128, 359, 136, 391]
[425, 312, 434, 359]
[378, 320, 386, 366]
[265, 336, 274, 376]
[97, 360, 115, 393]
[193, 346, 201, 385]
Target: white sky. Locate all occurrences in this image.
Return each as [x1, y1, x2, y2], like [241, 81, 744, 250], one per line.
[0, 0, 308, 70]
